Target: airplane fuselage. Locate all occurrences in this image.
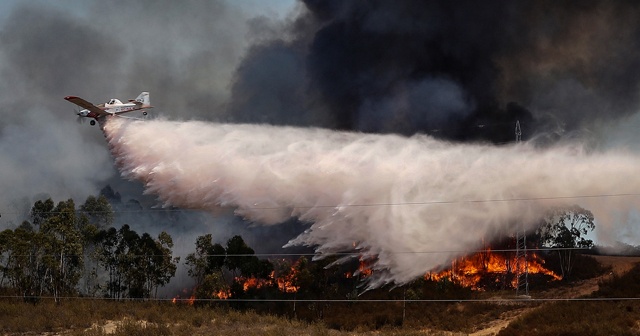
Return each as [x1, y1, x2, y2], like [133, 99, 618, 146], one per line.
[66, 92, 152, 126]
[78, 104, 143, 118]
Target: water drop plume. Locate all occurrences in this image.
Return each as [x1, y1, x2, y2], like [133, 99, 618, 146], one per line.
[104, 117, 640, 289]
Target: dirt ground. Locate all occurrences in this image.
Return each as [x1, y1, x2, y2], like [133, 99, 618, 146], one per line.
[469, 255, 640, 336]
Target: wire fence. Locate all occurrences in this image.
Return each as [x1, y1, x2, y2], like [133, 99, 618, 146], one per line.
[0, 295, 638, 303]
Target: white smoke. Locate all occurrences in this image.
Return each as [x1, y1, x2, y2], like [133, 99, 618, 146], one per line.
[103, 117, 640, 289]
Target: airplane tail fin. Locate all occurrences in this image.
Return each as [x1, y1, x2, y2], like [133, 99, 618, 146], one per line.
[134, 92, 151, 107]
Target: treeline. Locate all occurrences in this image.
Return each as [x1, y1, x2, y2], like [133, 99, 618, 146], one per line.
[0, 193, 604, 309]
[0, 196, 178, 301]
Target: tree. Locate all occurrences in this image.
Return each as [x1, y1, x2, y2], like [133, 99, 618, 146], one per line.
[194, 273, 229, 303]
[95, 225, 178, 299]
[148, 231, 179, 298]
[80, 195, 114, 229]
[75, 194, 115, 295]
[2, 224, 47, 301]
[290, 257, 314, 294]
[38, 199, 84, 302]
[1, 198, 85, 302]
[185, 234, 226, 287]
[537, 205, 595, 280]
[0, 228, 14, 287]
[225, 235, 260, 277]
[94, 227, 121, 298]
[29, 199, 54, 227]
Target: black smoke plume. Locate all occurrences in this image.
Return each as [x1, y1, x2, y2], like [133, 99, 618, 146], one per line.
[228, 0, 640, 143]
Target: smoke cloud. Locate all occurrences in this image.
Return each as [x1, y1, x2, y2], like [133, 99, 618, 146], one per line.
[0, 0, 281, 223]
[4, 0, 640, 290]
[229, 0, 640, 142]
[104, 117, 640, 288]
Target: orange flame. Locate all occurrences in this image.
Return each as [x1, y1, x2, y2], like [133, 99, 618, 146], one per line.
[173, 286, 230, 303]
[276, 267, 300, 293]
[358, 259, 373, 277]
[426, 250, 560, 290]
[236, 276, 271, 291]
[235, 259, 302, 294]
[215, 289, 231, 299]
[170, 294, 196, 305]
[345, 257, 374, 278]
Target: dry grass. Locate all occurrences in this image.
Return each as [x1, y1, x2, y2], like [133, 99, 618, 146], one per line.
[0, 297, 521, 335]
[0, 299, 336, 336]
[499, 261, 640, 336]
[0, 255, 628, 335]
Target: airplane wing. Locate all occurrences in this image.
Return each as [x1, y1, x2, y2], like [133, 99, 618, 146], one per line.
[64, 96, 108, 117]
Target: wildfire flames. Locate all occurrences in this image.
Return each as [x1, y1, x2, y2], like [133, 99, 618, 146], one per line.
[215, 289, 231, 299]
[275, 268, 300, 293]
[173, 260, 302, 303]
[346, 259, 374, 278]
[237, 263, 300, 294]
[173, 248, 560, 303]
[238, 276, 271, 291]
[171, 295, 196, 305]
[426, 250, 561, 290]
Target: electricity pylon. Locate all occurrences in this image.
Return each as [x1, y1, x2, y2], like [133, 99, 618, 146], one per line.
[514, 120, 529, 297]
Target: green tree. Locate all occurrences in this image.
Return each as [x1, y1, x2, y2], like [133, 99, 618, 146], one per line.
[95, 225, 178, 299]
[145, 231, 179, 298]
[118, 224, 142, 298]
[38, 199, 84, 302]
[0, 228, 13, 287]
[3, 224, 47, 301]
[78, 222, 100, 296]
[2, 197, 88, 303]
[195, 273, 229, 303]
[80, 195, 114, 229]
[94, 227, 122, 298]
[225, 235, 261, 277]
[185, 234, 226, 287]
[29, 199, 54, 227]
[538, 205, 595, 280]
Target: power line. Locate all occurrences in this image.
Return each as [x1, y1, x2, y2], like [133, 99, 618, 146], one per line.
[3, 247, 595, 258]
[2, 192, 640, 215]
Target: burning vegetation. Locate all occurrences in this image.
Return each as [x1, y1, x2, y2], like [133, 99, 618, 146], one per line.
[176, 206, 596, 304]
[236, 265, 300, 294]
[426, 249, 561, 290]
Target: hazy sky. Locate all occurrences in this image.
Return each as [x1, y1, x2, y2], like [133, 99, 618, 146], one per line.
[0, 0, 297, 223]
[2, 0, 640, 248]
[3, 1, 640, 293]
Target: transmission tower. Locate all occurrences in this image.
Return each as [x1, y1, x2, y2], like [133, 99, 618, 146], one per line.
[514, 120, 529, 297]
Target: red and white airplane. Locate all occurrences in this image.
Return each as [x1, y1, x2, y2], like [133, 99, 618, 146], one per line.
[64, 92, 152, 126]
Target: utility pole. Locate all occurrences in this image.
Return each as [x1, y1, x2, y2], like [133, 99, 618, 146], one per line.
[514, 120, 529, 298]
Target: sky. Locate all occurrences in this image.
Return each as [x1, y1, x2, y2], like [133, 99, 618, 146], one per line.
[0, 0, 295, 220]
[2, 0, 640, 258]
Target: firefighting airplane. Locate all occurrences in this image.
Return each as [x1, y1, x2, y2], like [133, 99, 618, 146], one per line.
[64, 92, 152, 126]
